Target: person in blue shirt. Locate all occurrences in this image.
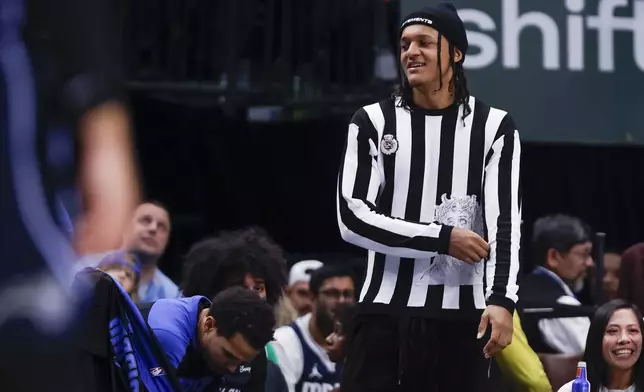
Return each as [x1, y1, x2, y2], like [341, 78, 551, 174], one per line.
[145, 286, 276, 392]
[179, 227, 289, 392]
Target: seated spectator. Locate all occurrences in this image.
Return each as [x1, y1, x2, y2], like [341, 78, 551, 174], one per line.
[270, 266, 355, 392]
[603, 251, 622, 302]
[97, 250, 141, 301]
[325, 302, 357, 364]
[143, 287, 275, 392]
[76, 200, 178, 301]
[123, 201, 177, 301]
[558, 299, 644, 392]
[520, 214, 593, 354]
[619, 243, 644, 312]
[180, 227, 287, 307]
[274, 294, 299, 328]
[179, 227, 288, 392]
[286, 260, 324, 316]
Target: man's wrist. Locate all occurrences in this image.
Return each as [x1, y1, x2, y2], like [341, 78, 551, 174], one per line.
[486, 295, 515, 315]
[437, 224, 454, 254]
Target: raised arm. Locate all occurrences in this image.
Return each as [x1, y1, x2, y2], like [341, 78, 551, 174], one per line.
[483, 115, 521, 314]
[337, 108, 453, 259]
[50, 0, 140, 255]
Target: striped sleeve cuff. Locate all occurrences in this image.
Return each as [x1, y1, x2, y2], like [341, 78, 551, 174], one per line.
[437, 224, 454, 255]
[486, 294, 516, 314]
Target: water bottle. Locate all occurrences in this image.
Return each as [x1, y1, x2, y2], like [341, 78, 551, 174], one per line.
[572, 361, 591, 392]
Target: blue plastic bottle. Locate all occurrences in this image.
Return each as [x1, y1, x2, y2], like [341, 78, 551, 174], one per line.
[572, 361, 591, 392]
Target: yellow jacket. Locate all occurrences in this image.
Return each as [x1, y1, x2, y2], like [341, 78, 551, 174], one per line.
[495, 311, 552, 392]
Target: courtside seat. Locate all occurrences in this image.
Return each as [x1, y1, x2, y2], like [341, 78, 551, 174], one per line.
[537, 353, 583, 391]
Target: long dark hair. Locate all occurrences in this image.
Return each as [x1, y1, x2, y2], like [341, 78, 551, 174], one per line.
[584, 299, 644, 392]
[394, 32, 471, 124]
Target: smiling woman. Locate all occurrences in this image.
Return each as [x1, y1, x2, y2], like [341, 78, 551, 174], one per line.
[558, 300, 644, 392]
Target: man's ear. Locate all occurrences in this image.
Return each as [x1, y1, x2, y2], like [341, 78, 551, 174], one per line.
[545, 248, 560, 270]
[203, 313, 216, 334]
[454, 48, 463, 63]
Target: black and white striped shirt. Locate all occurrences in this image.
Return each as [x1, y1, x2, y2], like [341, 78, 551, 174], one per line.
[337, 96, 521, 319]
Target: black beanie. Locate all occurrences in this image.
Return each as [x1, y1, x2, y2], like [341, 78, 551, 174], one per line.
[399, 3, 468, 61]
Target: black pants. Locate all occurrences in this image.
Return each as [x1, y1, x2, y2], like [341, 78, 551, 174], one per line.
[340, 314, 490, 392]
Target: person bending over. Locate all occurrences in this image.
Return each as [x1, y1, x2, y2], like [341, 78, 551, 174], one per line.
[144, 287, 276, 392]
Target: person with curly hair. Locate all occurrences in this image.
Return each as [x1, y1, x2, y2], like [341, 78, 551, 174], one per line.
[179, 227, 289, 392]
[181, 227, 287, 307]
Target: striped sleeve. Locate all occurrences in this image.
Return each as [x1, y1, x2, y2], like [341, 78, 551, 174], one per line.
[337, 108, 453, 259]
[483, 114, 521, 314]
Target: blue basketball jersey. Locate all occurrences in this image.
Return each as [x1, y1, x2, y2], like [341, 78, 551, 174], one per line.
[290, 321, 341, 392]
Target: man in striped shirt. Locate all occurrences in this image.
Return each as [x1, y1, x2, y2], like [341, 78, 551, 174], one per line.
[336, 3, 521, 391]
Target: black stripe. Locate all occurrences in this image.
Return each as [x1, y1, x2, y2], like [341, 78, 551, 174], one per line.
[458, 285, 475, 312]
[375, 99, 397, 210]
[390, 110, 426, 307]
[466, 101, 489, 199]
[424, 284, 444, 311]
[492, 120, 516, 299]
[362, 253, 387, 303]
[351, 109, 379, 200]
[435, 108, 458, 204]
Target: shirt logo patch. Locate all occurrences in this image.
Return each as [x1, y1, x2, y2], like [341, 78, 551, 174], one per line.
[308, 364, 323, 380]
[380, 134, 398, 155]
[150, 367, 165, 377]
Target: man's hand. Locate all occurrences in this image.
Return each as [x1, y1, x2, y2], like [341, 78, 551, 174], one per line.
[477, 305, 513, 358]
[448, 227, 489, 264]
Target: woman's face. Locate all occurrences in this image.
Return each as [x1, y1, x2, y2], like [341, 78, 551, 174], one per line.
[602, 309, 642, 370]
[104, 265, 137, 294]
[325, 320, 345, 363]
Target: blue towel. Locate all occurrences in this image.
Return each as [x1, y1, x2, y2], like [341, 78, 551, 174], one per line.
[75, 268, 183, 392]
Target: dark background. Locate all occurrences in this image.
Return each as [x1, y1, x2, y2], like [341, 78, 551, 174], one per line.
[113, 0, 644, 282]
[130, 93, 644, 282]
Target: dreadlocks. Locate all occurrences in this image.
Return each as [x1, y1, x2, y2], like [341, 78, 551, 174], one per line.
[394, 32, 472, 125]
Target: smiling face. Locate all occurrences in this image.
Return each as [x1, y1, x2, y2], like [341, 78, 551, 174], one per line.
[399, 24, 462, 89]
[602, 308, 642, 370]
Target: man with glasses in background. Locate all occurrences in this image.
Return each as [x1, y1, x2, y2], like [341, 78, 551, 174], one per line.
[520, 214, 594, 354]
[270, 266, 355, 392]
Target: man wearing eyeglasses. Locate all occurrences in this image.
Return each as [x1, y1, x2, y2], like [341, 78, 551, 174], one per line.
[520, 214, 594, 355]
[270, 266, 355, 392]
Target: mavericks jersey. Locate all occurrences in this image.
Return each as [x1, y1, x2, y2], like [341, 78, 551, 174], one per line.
[272, 313, 341, 392]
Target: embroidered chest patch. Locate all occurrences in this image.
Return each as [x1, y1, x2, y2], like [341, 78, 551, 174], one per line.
[380, 134, 398, 155]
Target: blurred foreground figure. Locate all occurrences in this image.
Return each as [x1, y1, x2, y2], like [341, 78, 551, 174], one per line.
[0, 0, 139, 389]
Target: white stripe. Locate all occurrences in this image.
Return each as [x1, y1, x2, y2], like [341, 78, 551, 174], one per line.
[419, 115, 442, 220]
[484, 108, 507, 151]
[473, 284, 486, 309]
[484, 136, 504, 299]
[451, 99, 475, 197]
[442, 285, 460, 309]
[362, 102, 386, 133]
[340, 123, 361, 200]
[373, 255, 400, 304]
[359, 251, 376, 302]
[391, 107, 412, 218]
[407, 258, 431, 307]
[506, 131, 522, 302]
